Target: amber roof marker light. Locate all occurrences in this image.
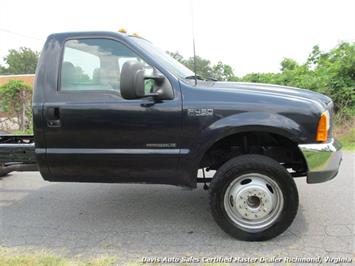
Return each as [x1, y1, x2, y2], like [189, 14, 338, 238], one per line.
[316, 111, 330, 142]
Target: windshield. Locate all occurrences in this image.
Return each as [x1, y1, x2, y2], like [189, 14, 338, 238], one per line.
[130, 37, 195, 79]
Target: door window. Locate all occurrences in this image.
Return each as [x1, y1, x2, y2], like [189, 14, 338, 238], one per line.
[60, 39, 153, 92]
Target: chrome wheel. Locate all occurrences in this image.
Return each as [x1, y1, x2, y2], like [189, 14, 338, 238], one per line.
[224, 173, 284, 233]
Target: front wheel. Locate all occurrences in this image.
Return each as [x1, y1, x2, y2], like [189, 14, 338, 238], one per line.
[209, 154, 299, 241]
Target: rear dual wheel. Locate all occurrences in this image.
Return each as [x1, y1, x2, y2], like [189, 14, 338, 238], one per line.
[209, 154, 298, 241]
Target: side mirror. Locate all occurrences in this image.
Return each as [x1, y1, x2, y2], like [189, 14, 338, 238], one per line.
[120, 60, 145, 99]
[120, 60, 174, 100]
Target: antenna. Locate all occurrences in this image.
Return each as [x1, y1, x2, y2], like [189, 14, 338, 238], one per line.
[190, 0, 197, 85]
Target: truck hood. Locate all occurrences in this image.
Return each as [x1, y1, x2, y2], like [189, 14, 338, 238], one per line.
[203, 81, 332, 108]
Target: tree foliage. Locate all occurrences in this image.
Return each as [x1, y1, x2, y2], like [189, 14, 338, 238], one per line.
[212, 61, 235, 82]
[0, 80, 32, 131]
[240, 42, 355, 121]
[167, 51, 235, 81]
[0, 47, 39, 74]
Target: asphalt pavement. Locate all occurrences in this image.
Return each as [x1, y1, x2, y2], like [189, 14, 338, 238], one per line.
[0, 152, 354, 264]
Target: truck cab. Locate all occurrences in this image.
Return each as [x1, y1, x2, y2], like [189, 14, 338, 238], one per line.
[34, 34, 184, 185]
[1, 31, 342, 241]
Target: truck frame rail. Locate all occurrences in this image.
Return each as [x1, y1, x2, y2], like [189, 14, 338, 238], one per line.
[0, 135, 37, 176]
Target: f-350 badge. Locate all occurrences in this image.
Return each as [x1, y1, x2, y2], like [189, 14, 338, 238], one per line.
[188, 108, 214, 117]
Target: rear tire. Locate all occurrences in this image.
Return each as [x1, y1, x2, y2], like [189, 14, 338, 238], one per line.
[209, 154, 298, 241]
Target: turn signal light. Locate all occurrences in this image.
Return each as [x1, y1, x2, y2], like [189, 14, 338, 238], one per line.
[316, 111, 329, 142]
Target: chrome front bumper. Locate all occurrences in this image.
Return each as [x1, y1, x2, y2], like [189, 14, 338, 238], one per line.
[298, 138, 342, 184]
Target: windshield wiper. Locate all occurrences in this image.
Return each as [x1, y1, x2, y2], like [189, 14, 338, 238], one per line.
[185, 75, 217, 82]
[185, 75, 204, 80]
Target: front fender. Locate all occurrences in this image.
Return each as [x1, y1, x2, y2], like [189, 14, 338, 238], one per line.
[201, 112, 307, 153]
[185, 112, 309, 171]
[207, 111, 307, 144]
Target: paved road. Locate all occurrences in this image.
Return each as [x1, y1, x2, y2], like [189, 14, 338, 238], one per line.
[0, 152, 354, 264]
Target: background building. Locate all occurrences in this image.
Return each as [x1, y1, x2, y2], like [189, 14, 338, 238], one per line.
[0, 74, 35, 86]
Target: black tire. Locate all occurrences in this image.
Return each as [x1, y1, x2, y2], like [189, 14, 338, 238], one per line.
[209, 154, 298, 241]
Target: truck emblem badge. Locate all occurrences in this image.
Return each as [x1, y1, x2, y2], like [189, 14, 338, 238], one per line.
[188, 108, 214, 117]
[146, 143, 177, 148]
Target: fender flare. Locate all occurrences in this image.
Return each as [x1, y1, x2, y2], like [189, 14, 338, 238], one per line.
[190, 112, 309, 166]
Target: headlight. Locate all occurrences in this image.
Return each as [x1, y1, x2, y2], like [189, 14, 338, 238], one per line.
[316, 110, 330, 142]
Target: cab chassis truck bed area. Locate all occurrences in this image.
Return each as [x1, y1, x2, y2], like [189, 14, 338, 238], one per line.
[0, 135, 37, 176]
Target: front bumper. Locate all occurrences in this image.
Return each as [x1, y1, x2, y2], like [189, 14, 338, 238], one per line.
[298, 138, 342, 184]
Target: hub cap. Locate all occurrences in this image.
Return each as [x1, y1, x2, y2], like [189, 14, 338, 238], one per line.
[223, 173, 284, 233]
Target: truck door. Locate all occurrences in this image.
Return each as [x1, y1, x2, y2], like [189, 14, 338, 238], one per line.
[44, 38, 182, 184]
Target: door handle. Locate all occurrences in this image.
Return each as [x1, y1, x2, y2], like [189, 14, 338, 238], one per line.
[47, 107, 61, 127]
[47, 120, 61, 127]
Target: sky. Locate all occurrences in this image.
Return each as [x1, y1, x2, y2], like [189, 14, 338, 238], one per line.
[0, 0, 354, 76]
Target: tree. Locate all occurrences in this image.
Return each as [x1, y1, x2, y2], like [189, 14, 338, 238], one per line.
[166, 51, 213, 78]
[240, 41, 355, 122]
[0, 47, 39, 74]
[313, 42, 355, 119]
[183, 55, 213, 79]
[0, 80, 32, 131]
[166, 51, 235, 81]
[280, 58, 299, 71]
[166, 51, 185, 63]
[212, 61, 235, 81]
[0, 65, 7, 74]
[306, 45, 321, 67]
[241, 72, 279, 84]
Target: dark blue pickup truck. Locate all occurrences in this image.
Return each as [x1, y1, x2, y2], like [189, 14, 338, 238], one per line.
[0, 31, 342, 241]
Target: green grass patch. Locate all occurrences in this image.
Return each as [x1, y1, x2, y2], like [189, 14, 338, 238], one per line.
[0, 248, 117, 266]
[338, 128, 355, 151]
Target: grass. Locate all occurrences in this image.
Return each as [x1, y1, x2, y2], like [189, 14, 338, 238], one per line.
[0, 249, 232, 266]
[337, 128, 355, 151]
[0, 248, 117, 266]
